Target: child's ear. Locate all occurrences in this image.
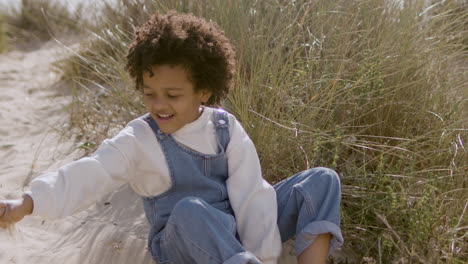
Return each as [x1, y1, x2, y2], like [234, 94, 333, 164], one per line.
[199, 89, 212, 103]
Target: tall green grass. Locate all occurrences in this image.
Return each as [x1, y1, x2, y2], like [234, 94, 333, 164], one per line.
[53, 0, 467, 262]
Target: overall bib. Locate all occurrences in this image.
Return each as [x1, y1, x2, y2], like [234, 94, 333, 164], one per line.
[142, 110, 261, 264]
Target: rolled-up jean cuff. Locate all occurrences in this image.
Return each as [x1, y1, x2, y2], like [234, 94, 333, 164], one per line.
[223, 252, 262, 264]
[295, 220, 344, 256]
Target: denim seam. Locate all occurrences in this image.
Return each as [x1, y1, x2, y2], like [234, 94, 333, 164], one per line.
[157, 235, 173, 264]
[229, 214, 237, 235]
[276, 199, 288, 221]
[219, 179, 226, 198]
[204, 159, 208, 176]
[166, 221, 222, 263]
[295, 184, 316, 217]
[215, 128, 229, 152]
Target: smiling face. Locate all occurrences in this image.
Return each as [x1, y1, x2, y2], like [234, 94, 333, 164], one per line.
[142, 64, 212, 134]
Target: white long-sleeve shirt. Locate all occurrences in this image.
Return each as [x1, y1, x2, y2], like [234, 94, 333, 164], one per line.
[28, 107, 282, 264]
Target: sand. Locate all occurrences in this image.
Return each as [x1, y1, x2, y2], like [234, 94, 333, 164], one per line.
[0, 41, 154, 264]
[0, 42, 301, 264]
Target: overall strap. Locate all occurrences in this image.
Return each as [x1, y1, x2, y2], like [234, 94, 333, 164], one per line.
[213, 109, 230, 152]
[141, 113, 168, 140]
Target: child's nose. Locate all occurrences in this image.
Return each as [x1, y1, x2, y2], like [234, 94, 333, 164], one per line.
[150, 97, 168, 112]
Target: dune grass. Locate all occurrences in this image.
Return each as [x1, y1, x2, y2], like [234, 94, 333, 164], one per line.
[0, 13, 7, 53]
[1, 0, 83, 48]
[48, 0, 468, 262]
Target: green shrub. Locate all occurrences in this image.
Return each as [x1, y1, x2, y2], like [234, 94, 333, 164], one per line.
[55, 0, 467, 262]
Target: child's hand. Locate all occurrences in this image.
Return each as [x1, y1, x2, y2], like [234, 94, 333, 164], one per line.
[0, 194, 34, 229]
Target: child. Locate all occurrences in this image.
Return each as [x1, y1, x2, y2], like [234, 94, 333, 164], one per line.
[0, 11, 343, 264]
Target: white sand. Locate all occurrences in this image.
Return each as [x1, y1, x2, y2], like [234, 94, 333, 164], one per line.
[0, 42, 153, 264]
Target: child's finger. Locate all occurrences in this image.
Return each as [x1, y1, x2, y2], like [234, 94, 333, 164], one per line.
[0, 204, 7, 228]
[0, 203, 6, 218]
[0, 221, 9, 229]
[0, 203, 14, 230]
[0, 221, 14, 230]
[0, 203, 12, 221]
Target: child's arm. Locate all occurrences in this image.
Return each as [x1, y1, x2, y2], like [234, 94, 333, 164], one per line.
[24, 123, 140, 220]
[0, 193, 33, 228]
[226, 115, 282, 264]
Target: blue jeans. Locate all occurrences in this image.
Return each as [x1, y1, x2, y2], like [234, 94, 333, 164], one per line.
[155, 167, 343, 263]
[275, 167, 343, 255]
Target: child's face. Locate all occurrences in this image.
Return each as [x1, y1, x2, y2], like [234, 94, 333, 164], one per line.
[142, 64, 211, 134]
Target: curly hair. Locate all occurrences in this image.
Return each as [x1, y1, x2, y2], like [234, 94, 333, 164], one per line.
[125, 11, 236, 106]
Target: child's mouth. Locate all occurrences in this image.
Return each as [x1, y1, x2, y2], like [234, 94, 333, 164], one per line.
[156, 113, 174, 121]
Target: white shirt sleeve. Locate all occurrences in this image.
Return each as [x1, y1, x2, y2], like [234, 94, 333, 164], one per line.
[29, 124, 139, 220]
[226, 115, 282, 263]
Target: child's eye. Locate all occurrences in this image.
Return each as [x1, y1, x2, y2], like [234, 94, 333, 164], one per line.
[168, 94, 180, 99]
[144, 93, 153, 97]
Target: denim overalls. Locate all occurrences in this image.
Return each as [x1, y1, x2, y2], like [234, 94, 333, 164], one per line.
[141, 109, 343, 264]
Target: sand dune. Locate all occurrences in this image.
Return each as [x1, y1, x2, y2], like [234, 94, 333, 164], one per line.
[0, 42, 154, 264]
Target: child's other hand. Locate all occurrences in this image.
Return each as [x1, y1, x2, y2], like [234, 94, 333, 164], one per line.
[0, 194, 33, 229]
